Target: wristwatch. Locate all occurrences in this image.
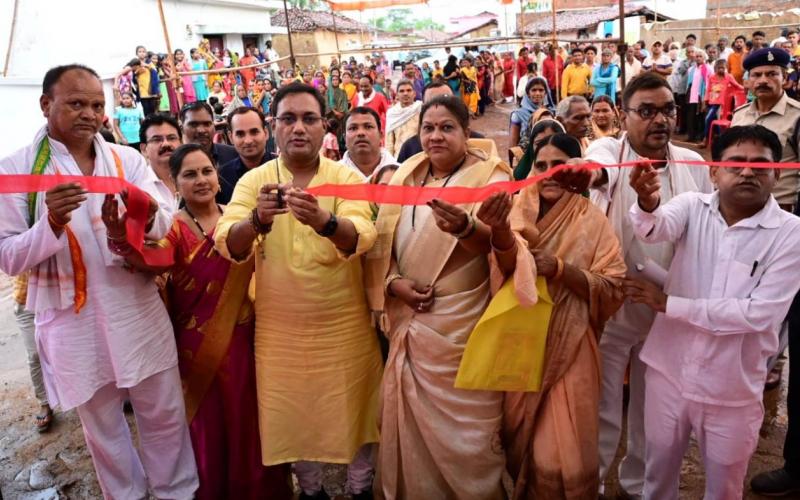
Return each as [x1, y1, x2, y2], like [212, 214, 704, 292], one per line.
[316, 212, 338, 237]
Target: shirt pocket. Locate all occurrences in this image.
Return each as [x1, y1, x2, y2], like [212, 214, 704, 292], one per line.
[724, 259, 761, 297]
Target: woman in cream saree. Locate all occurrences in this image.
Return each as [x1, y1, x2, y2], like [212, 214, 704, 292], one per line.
[485, 133, 626, 499]
[366, 97, 511, 500]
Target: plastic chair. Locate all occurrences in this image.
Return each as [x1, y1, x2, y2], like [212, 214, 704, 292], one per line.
[708, 89, 746, 149]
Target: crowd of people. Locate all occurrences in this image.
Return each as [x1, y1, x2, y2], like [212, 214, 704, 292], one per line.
[2, 24, 800, 500]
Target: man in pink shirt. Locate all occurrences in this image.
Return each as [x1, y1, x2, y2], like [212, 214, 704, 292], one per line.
[626, 125, 800, 499]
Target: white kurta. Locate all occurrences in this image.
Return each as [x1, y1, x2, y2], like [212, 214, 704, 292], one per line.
[0, 135, 177, 411]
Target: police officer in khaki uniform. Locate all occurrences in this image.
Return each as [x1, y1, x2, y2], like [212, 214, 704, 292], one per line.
[747, 46, 800, 498]
[732, 47, 800, 211]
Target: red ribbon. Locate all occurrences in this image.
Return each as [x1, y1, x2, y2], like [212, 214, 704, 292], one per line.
[306, 160, 800, 205]
[0, 175, 173, 267]
[0, 158, 796, 239]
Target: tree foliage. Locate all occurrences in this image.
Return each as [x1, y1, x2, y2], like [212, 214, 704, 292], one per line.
[368, 8, 444, 32]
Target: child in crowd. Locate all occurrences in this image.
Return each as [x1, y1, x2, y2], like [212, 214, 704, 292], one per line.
[321, 118, 340, 161]
[700, 59, 744, 148]
[112, 91, 144, 150]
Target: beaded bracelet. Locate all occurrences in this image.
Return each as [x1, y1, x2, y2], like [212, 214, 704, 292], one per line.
[250, 208, 273, 235]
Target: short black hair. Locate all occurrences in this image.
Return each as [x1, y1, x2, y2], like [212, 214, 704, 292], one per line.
[42, 64, 100, 96]
[621, 72, 672, 108]
[180, 101, 214, 124]
[753, 30, 766, 38]
[140, 113, 181, 144]
[270, 81, 325, 117]
[127, 58, 141, 68]
[419, 95, 470, 133]
[423, 80, 449, 97]
[359, 74, 374, 85]
[734, 34, 747, 42]
[346, 106, 382, 133]
[168, 143, 215, 179]
[585, 45, 598, 54]
[712, 125, 782, 163]
[571, 48, 584, 55]
[686, 33, 697, 40]
[227, 106, 267, 133]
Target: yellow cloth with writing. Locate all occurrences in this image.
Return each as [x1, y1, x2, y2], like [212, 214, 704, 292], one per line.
[214, 156, 382, 466]
[456, 276, 552, 392]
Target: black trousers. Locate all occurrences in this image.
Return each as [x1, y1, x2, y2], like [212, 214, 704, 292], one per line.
[784, 294, 800, 476]
[685, 103, 704, 142]
[675, 93, 687, 134]
[140, 97, 159, 117]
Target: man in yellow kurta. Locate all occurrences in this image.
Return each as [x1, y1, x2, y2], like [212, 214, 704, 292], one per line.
[214, 82, 382, 499]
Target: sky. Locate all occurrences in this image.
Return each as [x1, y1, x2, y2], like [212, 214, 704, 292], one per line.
[339, 0, 709, 35]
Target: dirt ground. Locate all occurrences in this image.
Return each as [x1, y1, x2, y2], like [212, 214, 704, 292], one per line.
[0, 102, 789, 499]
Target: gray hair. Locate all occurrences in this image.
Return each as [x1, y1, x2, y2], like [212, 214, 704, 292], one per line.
[601, 48, 613, 57]
[556, 95, 589, 119]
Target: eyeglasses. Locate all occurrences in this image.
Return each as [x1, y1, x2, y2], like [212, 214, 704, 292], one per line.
[146, 134, 181, 144]
[723, 166, 772, 176]
[624, 104, 678, 120]
[275, 115, 323, 126]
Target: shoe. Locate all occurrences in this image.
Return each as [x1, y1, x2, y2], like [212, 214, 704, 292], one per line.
[35, 407, 54, 433]
[298, 489, 330, 500]
[352, 491, 374, 500]
[751, 468, 800, 496]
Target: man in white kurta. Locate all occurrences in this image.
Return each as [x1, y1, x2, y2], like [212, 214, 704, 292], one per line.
[584, 73, 713, 499]
[626, 125, 800, 499]
[0, 65, 197, 499]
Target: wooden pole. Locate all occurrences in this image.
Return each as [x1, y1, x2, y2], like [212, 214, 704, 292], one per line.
[2, 0, 20, 77]
[331, 10, 342, 65]
[618, 0, 626, 92]
[520, 0, 525, 47]
[156, 0, 183, 109]
[715, 0, 721, 38]
[282, 0, 297, 70]
[552, 0, 559, 103]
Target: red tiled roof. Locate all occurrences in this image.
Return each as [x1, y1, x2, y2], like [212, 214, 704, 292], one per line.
[270, 8, 372, 34]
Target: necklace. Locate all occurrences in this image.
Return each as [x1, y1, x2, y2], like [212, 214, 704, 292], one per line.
[411, 154, 468, 231]
[184, 203, 223, 242]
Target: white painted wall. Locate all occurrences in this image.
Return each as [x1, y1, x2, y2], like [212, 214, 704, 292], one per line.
[0, 0, 286, 157]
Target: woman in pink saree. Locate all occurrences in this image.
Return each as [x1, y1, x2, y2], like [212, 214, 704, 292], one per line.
[174, 49, 197, 105]
[112, 143, 291, 499]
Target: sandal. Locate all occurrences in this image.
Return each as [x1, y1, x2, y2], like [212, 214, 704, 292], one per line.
[35, 407, 54, 433]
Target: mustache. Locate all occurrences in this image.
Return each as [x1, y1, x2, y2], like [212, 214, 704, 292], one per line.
[158, 146, 175, 155]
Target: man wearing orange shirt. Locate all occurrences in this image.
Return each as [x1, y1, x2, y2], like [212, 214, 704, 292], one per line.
[727, 35, 747, 85]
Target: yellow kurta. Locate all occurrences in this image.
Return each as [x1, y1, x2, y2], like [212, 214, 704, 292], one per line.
[214, 156, 382, 466]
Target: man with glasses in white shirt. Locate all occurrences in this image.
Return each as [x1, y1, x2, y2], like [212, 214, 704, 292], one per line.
[627, 125, 800, 499]
[582, 72, 713, 499]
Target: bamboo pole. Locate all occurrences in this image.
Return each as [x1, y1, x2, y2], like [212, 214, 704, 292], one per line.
[552, 0, 559, 103]
[618, 0, 626, 91]
[2, 0, 20, 77]
[175, 36, 623, 77]
[282, 0, 297, 70]
[651, 22, 791, 32]
[715, 0, 721, 38]
[331, 10, 342, 65]
[156, 0, 183, 108]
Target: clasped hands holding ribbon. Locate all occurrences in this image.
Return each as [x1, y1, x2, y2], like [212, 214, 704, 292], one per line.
[11, 158, 796, 271]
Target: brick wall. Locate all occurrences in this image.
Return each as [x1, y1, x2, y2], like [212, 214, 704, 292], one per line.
[706, 0, 800, 18]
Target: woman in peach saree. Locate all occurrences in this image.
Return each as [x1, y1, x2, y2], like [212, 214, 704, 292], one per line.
[366, 97, 511, 500]
[484, 133, 626, 499]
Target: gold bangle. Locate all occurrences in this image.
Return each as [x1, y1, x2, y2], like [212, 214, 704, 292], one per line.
[553, 257, 565, 281]
[385, 273, 403, 296]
